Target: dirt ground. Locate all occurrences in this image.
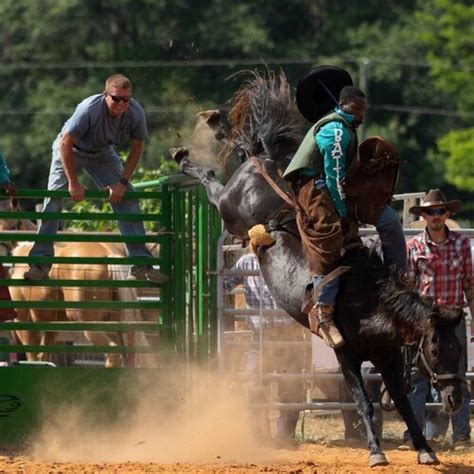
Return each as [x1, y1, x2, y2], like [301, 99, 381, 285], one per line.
[1, 445, 473, 474]
[1, 413, 473, 473]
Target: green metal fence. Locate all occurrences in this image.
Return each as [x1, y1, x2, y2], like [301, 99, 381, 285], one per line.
[0, 175, 221, 445]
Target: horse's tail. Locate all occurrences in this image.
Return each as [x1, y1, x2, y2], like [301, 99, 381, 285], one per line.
[109, 260, 155, 368]
[227, 69, 304, 163]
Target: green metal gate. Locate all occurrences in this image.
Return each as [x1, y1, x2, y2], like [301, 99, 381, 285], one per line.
[0, 175, 221, 445]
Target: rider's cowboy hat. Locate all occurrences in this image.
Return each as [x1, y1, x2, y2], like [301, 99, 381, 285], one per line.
[408, 189, 462, 216]
[296, 65, 353, 123]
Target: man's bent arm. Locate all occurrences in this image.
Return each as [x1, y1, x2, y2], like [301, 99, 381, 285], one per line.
[60, 133, 86, 201]
[59, 133, 79, 185]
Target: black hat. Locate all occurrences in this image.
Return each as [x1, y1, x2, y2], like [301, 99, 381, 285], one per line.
[408, 189, 462, 216]
[296, 65, 354, 123]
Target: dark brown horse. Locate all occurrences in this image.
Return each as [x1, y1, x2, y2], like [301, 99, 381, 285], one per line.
[173, 70, 464, 467]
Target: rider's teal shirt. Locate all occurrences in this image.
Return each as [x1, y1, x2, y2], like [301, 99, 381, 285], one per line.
[0, 151, 11, 184]
[315, 107, 355, 218]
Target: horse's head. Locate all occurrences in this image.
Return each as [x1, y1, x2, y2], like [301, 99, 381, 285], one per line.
[181, 71, 304, 185]
[417, 304, 465, 414]
[196, 109, 228, 141]
[183, 109, 242, 184]
[173, 70, 304, 243]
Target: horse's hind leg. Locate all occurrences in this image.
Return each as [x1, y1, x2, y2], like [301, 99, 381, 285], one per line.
[376, 358, 438, 465]
[338, 352, 388, 467]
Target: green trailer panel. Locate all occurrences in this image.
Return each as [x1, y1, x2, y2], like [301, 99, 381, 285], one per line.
[0, 175, 221, 446]
[0, 366, 179, 446]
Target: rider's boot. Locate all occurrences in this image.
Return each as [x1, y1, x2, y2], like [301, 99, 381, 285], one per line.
[308, 304, 345, 349]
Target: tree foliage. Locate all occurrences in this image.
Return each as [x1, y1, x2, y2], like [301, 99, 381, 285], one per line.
[0, 0, 472, 215]
[414, 0, 474, 192]
[416, 0, 474, 112]
[440, 128, 474, 191]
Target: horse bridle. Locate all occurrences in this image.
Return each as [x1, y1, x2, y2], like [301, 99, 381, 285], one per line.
[414, 334, 465, 387]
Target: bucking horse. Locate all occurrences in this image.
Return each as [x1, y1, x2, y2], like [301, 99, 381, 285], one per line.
[172, 69, 464, 467]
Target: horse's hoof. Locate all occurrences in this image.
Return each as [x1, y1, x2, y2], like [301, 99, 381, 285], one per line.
[418, 450, 439, 465]
[170, 147, 189, 164]
[369, 453, 388, 467]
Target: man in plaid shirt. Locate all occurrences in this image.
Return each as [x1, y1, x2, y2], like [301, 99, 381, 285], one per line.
[402, 189, 473, 449]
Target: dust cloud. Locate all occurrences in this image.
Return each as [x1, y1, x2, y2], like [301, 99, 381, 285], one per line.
[29, 364, 274, 465]
[185, 110, 228, 176]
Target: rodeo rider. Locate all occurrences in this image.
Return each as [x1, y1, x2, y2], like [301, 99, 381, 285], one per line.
[283, 66, 407, 349]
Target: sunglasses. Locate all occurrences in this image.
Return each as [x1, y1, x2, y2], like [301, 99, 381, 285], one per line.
[106, 93, 131, 103]
[423, 207, 447, 216]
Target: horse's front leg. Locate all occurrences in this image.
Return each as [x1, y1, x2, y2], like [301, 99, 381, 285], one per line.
[376, 357, 438, 465]
[171, 147, 224, 207]
[338, 351, 388, 467]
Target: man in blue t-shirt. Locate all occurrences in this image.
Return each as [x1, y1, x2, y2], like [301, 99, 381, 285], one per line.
[24, 74, 168, 284]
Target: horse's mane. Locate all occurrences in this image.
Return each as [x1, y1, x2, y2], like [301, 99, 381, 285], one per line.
[340, 246, 434, 342]
[225, 69, 304, 165]
[339, 246, 388, 310]
[378, 275, 435, 335]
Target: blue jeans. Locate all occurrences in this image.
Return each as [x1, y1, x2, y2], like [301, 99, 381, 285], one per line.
[403, 375, 436, 441]
[29, 139, 152, 264]
[375, 204, 407, 273]
[314, 275, 339, 306]
[404, 319, 471, 442]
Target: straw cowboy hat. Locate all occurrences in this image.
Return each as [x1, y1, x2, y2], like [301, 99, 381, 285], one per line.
[408, 188, 462, 216]
[296, 65, 353, 123]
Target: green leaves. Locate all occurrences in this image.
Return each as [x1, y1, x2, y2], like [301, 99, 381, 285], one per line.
[416, 0, 474, 111]
[440, 128, 474, 191]
[0, 0, 472, 214]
